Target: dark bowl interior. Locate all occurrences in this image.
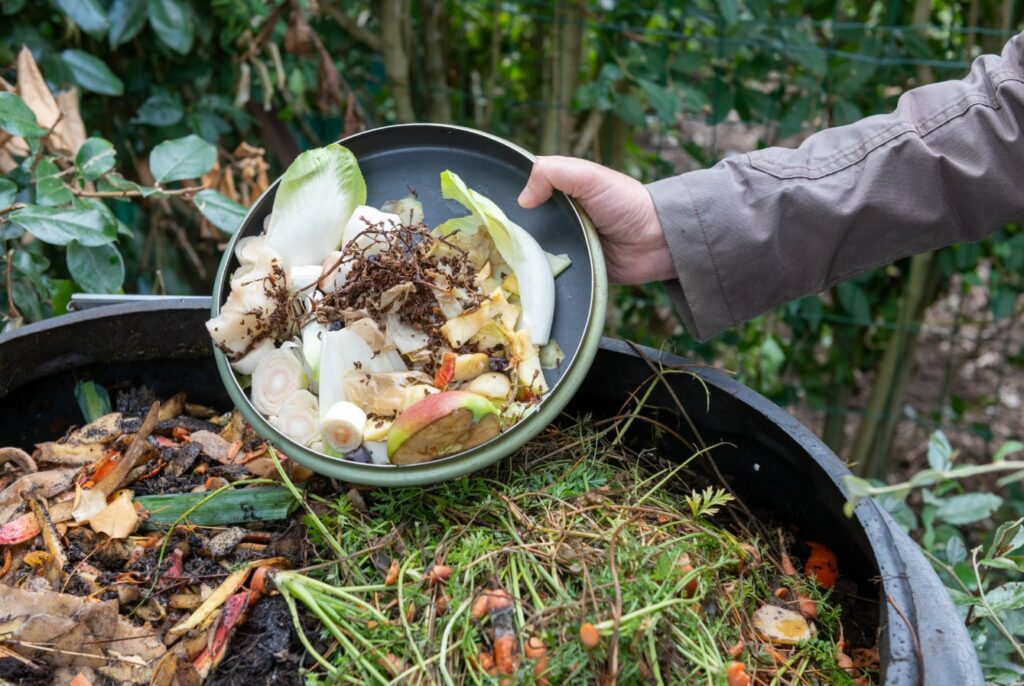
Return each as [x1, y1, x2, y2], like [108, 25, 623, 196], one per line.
[220, 124, 597, 390]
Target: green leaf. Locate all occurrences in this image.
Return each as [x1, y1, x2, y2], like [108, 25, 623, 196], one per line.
[52, 0, 108, 39]
[615, 93, 646, 127]
[637, 79, 678, 124]
[716, 0, 739, 26]
[0, 178, 18, 208]
[980, 557, 1024, 573]
[945, 587, 977, 607]
[108, 0, 148, 48]
[945, 535, 966, 565]
[986, 518, 1024, 559]
[11, 249, 49, 279]
[991, 285, 1019, 320]
[33, 159, 73, 207]
[148, 0, 194, 54]
[11, 277, 42, 321]
[193, 189, 246, 234]
[48, 278, 75, 315]
[133, 91, 184, 126]
[67, 240, 124, 293]
[74, 137, 116, 181]
[135, 486, 297, 527]
[9, 206, 115, 246]
[680, 84, 711, 113]
[61, 50, 124, 96]
[835, 281, 871, 324]
[978, 582, 1024, 615]
[73, 380, 112, 423]
[0, 92, 48, 138]
[927, 431, 953, 471]
[935, 493, 1003, 525]
[149, 134, 216, 184]
[709, 85, 735, 124]
[993, 440, 1024, 463]
[832, 99, 863, 126]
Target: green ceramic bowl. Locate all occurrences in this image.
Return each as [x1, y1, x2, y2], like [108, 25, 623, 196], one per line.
[212, 124, 607, 486]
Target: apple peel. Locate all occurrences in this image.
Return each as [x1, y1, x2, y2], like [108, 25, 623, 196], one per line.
[387, 391, 501, 465]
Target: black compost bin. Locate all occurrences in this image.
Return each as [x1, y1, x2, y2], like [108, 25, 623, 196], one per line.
[0, 299, 982, 686]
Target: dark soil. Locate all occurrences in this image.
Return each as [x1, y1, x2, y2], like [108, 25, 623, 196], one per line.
[207, 594, 319, 686]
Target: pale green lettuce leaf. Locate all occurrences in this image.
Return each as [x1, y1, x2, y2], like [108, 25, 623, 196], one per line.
[439, 170, 555, 345]
[266, 144, 366, 270]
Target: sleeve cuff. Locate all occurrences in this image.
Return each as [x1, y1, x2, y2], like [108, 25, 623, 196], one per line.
[646, 175, 737, 342]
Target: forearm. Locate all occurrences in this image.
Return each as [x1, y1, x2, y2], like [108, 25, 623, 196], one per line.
[649, 33, 1024, 341]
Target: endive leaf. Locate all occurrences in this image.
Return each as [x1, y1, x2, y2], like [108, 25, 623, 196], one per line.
[265, 144, 367, 270]
[439, 170, 554, 345]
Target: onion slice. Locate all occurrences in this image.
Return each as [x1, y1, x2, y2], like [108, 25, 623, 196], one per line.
[321, 401, 366, 453]
[270, 390, 320, 446]
[251, 345, 308, 415]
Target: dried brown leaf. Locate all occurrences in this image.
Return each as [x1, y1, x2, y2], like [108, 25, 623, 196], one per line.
[16, 46, 73, 154]
[0, 467, 78, 525]
[55, 88, 87, 155]
[88, 490, 138, 539]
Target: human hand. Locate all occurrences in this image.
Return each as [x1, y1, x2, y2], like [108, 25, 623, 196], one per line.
[517, 156, 673, 284]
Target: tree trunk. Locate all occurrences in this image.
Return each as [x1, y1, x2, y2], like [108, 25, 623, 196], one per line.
[851, 252, 937, 478]
[912, 0, 934, 84]
[539, 0, 585, 155]
[421, 0, 452, 123]
[479, 7, 503, 131]
[379, 0, 416, 122]
[966, 0, 981, 57]
[602, 114, 628, 171]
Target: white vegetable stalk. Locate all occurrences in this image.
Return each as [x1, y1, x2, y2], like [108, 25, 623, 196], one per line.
[321, 400, 366, 453]
[363, 441, 390, 465]
[301, 321, 328, 384]
[270, 390, 320, 446]
[251, 344, 308, 415]
[440, 170, 555, 345]
[231, 338, 275, 375]
[342, 205, 400, 253]
[265, 144, 367, 270]
[288, 265, 325, 293]
[317, 325, 407, 422]
[318, 251, 347, 293]
[317, 329, 349, 415]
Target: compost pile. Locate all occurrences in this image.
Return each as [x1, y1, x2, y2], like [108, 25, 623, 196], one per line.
[0, 385, 317, 686]
[0, 382, 880, 686]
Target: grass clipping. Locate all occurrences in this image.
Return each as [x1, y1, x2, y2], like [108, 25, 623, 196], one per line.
[273, 416, 870, 685]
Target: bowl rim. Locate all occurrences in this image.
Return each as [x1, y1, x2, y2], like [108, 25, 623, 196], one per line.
[211, 123, 607, 486]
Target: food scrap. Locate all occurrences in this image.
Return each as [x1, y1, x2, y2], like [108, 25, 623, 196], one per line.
[207, 145, 572, 466]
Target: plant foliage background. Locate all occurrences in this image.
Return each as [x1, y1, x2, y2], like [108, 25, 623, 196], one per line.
[1, 0, 1023, 678]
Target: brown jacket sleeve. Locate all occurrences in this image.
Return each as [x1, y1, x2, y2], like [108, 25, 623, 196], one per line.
[647, 33, 1024, 341]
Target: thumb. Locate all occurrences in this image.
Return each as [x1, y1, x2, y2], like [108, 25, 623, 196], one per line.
[518, 158, 556, 208]
[518, 156, 616, 208]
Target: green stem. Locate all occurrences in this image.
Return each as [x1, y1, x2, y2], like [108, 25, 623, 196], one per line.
[439, 596, 473, 686]
[971, 548, 1024, 663]
[397, 557, 429, 676]
[593, 596, 696, 632]
[269, 446, 346, 559]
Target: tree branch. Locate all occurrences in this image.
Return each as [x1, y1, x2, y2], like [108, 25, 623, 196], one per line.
[5, 247, 21, 322]
[71, 184, 205, 200]
[323, 3, 382, 52]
